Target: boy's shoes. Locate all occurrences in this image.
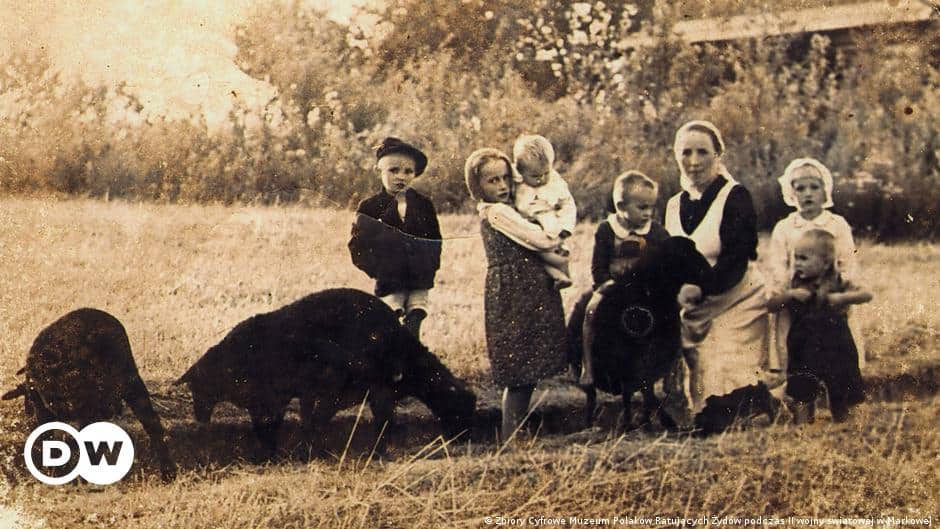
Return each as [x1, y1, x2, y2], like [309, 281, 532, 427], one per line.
[554, 278, 573, 290]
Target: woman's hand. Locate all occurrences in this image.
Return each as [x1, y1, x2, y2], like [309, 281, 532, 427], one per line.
[678, 284, 703, 308]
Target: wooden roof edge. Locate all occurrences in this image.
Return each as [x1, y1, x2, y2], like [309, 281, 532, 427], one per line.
[619, 0, 937, 47]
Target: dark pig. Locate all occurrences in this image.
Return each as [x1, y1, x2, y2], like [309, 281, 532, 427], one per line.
[2, 308, 176, 480]
[568, 237, 713, 430]
[176, 288, 475, 457]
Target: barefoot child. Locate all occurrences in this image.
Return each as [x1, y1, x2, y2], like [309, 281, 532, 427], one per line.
[348, 137, 442, 340]
[768, 158, 867, 372]
[579, 171, 670, 386]
[766, 229, 871, 423]
[512, 134, 577, 289]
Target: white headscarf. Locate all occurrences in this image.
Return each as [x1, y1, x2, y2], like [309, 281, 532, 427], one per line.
[673, 120, 735, 200]
[777, 157, 835, 209]
[464, 147, 516, 202]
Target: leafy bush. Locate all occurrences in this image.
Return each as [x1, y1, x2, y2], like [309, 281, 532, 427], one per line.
[0, 0, 936, 239]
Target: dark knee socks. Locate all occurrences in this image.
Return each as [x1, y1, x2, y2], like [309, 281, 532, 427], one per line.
[403, 309, 427, 339]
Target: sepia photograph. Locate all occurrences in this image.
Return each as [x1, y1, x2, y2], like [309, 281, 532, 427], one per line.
[0, 0, 938, 527]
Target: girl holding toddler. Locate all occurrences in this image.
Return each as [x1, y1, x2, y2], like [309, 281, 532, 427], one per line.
[766, 158, 872, 423]
[464, 147, 569, 442]
[767, 158, 868, 371]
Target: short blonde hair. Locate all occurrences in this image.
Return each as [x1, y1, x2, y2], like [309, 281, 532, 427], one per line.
[512, 134, 555, 182]
[613, 170, 659, 206]
[797, 229, 836, 262]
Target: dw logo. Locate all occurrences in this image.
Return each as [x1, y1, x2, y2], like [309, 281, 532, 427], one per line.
[24, 422, 135, 485]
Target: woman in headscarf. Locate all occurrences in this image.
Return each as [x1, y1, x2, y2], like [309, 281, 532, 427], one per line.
[664, 120, 776, 413]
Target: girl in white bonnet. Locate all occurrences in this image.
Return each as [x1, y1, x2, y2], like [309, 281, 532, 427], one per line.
[767, 157, 867, 371]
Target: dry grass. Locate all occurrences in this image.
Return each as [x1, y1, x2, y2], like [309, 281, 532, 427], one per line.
[0, 197, 937, 528]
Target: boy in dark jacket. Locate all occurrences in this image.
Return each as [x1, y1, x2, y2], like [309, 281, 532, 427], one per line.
[579, 171, 670, 386]
[348, 137, 442, 339]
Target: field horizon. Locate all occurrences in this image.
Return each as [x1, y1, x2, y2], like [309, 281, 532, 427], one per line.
[0, 196, 937, 528]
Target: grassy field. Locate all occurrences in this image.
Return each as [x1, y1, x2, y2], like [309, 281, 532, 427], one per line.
[0, 197, 937, 528]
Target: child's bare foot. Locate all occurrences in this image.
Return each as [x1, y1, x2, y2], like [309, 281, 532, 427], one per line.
[579, 371, 594, 387]
[790, 402, 816, 425]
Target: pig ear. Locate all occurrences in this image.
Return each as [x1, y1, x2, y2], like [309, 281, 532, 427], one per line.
[2, 384, 27, 400]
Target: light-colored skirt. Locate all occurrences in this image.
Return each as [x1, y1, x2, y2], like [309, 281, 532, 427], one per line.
[681, 263, 774, 412]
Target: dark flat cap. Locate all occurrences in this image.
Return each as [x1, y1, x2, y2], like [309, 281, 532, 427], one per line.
[376, 137, 428, 176]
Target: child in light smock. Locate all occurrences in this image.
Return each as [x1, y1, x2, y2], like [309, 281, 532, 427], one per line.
[512, 134, 577, 289]
[767, 158, 867, 372]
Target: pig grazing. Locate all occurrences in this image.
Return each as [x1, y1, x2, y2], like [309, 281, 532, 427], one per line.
[2, 308, 176, 480]
[176, 288, 476, 457]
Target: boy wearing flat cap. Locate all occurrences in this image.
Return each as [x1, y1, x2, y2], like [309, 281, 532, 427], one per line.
[348, 137, 443, 340]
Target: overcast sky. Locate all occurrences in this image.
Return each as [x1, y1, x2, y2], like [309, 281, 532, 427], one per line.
[0, 0, 375, 127]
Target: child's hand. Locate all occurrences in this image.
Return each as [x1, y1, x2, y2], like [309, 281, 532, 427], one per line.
[678, 284, 703, 307]
[530, 198, 551, 212]
[828, 286, 873, 308]
[610, 261, 628, 279]
[597, 279, 618, 294]
[789, 287, 813, 303]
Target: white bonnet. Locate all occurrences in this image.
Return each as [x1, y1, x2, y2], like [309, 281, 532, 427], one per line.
[777, 158, 835, 209]
[673, 120, 725, 158]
